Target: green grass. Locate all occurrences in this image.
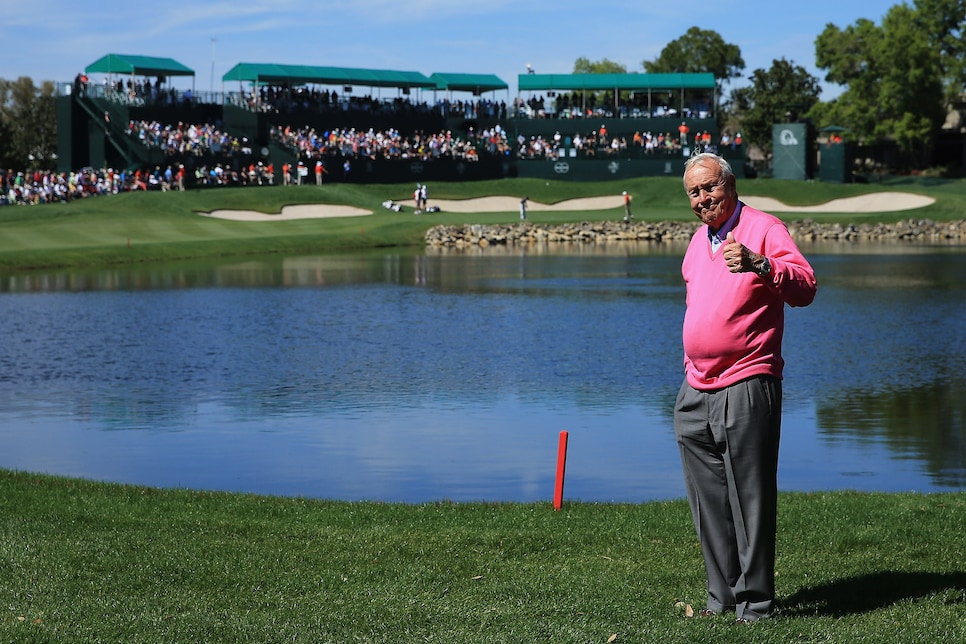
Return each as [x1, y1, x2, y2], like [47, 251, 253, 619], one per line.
[0, 470, 963, 642]
[1, 176, 964, 271]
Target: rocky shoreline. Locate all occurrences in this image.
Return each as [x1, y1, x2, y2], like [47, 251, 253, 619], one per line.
[425, 218, 966, 248]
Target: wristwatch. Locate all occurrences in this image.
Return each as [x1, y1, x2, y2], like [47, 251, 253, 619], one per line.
[753, 256, 772, 276]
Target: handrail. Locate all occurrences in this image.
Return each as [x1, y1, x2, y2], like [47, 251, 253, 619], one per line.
[73, 94, 143, 169]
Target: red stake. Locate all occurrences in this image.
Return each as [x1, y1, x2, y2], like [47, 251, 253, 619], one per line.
[553, 430, 569, 510]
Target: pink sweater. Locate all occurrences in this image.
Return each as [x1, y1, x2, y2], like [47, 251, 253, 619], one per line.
[681, 203, 817, 390]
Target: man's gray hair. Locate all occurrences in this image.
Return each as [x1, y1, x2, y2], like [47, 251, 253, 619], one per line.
[683, 152, 734, 188]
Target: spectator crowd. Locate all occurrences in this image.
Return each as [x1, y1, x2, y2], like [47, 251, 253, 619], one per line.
[1, 166, 159, 206]
[3, 113, 740, 207]
[270, 124, 513, 164]
[230, 85, 508, 122]
[515, 125, 735, 160]
[128, 120, 254, 156]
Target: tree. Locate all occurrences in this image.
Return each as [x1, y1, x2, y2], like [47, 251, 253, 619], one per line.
[0, 77, 58, 171]
[912, 0, 966, 105]
[814, 4, 945, 168]
[721, 85, 752, 145]
[738, 59, 821, 158]
[572, 57, 627, 75]
[642, 26, 744, 111]
[812, 18, 884, 142]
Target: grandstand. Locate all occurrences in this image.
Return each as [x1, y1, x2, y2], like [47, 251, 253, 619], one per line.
[56, 54, 744, 187]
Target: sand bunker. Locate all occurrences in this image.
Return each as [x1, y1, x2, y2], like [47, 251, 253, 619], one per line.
[201, 204, 371, 221]
[430, 195, 624, 212]
[198, 191, 934, 221]
[742, 192, 935, 213]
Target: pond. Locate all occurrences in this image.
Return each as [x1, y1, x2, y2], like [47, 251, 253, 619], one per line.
[0, 242, 963, 503]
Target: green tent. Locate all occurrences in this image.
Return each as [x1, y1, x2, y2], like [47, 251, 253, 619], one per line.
[516, 72, 716, 117]
[221, 63, 434, 89]
[517, 72, 715, 92]
[86, 54, 194, 78]
[429, 73, 508, 95]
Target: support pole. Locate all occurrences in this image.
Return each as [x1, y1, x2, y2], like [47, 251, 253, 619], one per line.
[553, 430, 569, 511]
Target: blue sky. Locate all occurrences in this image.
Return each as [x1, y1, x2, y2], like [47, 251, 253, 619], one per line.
[4, 0, 899, 100]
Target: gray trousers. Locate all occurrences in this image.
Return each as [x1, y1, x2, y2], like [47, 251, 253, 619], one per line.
[673, 376, 782, 621]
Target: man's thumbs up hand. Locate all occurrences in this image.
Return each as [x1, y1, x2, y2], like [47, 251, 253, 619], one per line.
[722, 231, 747, 273]
[722, 231, 770, 275]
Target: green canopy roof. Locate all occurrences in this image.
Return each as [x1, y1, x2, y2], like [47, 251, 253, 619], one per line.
[222, 63, 435, 89]
[518, 72, 715, 91]
[86, 54, 194, 77]
[430, 73, 508, 94]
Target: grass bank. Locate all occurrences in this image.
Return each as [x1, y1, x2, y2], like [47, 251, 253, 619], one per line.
[1, 470, 963, 642]
[1, 176, 963, 272]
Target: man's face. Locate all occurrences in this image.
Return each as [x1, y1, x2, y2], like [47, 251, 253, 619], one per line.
[684, 161, 738, 228]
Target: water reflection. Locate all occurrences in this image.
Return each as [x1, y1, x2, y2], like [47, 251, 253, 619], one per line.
[816, 381, 966, 487]
[0, 243, 963, 502]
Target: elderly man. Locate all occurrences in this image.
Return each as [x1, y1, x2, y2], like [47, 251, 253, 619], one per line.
[675, 153, 817, 623]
